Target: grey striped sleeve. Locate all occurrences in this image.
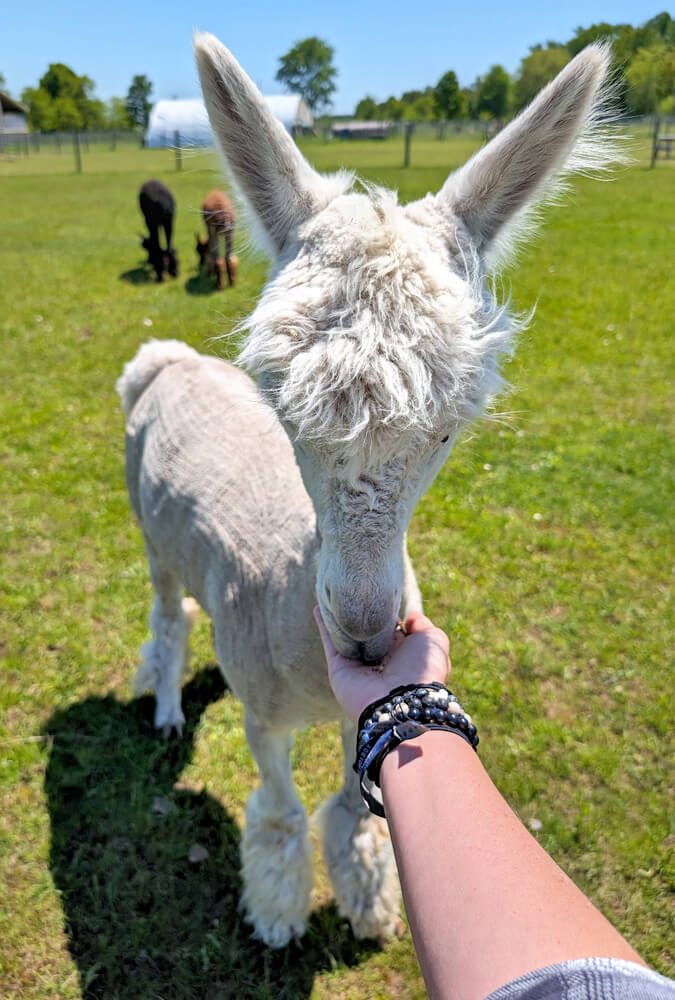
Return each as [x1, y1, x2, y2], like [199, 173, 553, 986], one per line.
[484, 958, 675, 1000]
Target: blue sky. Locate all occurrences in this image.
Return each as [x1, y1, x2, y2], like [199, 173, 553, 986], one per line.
[2, 1, 658, 114]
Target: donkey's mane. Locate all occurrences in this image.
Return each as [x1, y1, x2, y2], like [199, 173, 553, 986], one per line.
[238, 184, 520, 464]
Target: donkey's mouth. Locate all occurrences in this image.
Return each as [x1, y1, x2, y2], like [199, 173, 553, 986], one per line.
[320, 602, 396, 665]
[359, 626, 398, 666]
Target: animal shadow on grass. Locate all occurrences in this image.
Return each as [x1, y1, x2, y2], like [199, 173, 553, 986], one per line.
[44, 667, 377, 1000]
[119, 262, 154, 284]
[185, 270, 219, 296]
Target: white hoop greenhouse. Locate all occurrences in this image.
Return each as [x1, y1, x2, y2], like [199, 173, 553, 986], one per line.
[145, 95, 312, 148]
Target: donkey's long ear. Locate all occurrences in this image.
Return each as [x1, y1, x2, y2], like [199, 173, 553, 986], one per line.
[435, 44, 618, 262]
[194, 32, 350, 257]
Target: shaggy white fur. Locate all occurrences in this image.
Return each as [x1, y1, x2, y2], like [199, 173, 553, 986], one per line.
[119, 344, 411, 946]
[118, 34, 623, 950]
[117, 338, 199, 417]
[240, 187, 516, 465]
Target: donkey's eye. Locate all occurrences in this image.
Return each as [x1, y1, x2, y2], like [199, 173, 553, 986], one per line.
[441, 435, 449, 444]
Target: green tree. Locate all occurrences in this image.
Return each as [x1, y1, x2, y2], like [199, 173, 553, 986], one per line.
[106, 97, 131, 129]
[355, 95, 377, 119]
[82, 98, 105, 130]
[514, 45, 570, 110]
[462, 85, 478, 118]
[563, 14, 672, 62]
[0, 72, 6, 91]
[625, 42, 675, 113]
[645, 11, 675, 45]
[40, 63, 93, 102]
[21, 63, 104, 131]
[433, 70, 464, 119]
[475, 65, 511, 118]
[276, 37, 337, 114]
[413, 90, 435, 120]
[51, 96, 83, 131]
[377, 96, 403, 121]
[397, 86, 435, 120]
[126, 75, 153, 129]
[566, 22, 627, 57]
[561, 14, 675, 112]
[20, 87, 52, 130]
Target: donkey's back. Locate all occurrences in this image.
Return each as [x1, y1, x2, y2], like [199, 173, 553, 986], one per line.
[118, 340, 330, 729]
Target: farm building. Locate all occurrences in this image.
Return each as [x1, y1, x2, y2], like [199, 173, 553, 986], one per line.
[332, 121, 393, 139]
[0, 92, 28, 134]
[145, 94, 312, 147]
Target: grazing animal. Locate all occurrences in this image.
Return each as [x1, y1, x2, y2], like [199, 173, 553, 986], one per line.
[139, 179, 179, 282]
[196, 189, 236, 288]
[196, 239, 239, 288]
[118, 33, 621, 949]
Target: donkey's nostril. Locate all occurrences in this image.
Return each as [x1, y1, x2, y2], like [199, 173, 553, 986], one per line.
[324, 584, 332, 605]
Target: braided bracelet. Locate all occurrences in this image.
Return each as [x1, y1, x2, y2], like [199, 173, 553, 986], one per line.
[353, 682, 479, 818]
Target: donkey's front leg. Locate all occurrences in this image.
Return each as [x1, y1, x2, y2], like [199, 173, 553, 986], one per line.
[240, 711, 313, 948]
[317, 719, 402, 943]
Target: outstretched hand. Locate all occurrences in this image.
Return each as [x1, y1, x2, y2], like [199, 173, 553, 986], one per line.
[314, 607, 451, 725]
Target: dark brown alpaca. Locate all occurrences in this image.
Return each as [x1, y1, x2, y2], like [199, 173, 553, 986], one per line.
[139, 180, 179, 282]
[196, 189, 236, 289]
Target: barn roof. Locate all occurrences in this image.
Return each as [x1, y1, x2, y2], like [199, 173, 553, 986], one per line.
[145, 94, 312, 147]
[0, 91, 27, 114]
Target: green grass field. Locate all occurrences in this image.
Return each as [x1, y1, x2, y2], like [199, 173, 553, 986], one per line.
[0, 132, 673, 999]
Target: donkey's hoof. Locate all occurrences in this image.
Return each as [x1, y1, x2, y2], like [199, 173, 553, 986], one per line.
[161, 721, 184, 740]
[155, 703, 185, 738]
[316, 792, 402, 944]
[241, 793, 312, 949]
[246, 908, 307, 949]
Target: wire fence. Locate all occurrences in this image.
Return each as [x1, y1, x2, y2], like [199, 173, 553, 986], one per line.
[0, 128, 193, 173]
[0, 115, 665, 176]
[0, 128, 143, 157]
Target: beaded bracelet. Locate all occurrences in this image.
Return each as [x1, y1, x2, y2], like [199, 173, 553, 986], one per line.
[353, 682, 479, 818]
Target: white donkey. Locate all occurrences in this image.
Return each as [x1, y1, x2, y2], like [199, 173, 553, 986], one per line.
[118, 34, 619, 949]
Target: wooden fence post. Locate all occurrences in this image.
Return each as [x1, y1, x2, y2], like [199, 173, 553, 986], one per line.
[174, 130, 182, 170]
[651, 115, 660, 168]
[73, 132, 82, 173]
[404, 122, 414, 168]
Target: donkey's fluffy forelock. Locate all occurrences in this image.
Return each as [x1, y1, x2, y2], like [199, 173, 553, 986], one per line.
[196, 33, 623, 467]
[239, 185, 521, 465]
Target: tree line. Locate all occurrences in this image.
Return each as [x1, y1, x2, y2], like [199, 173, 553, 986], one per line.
[353, 12, 675, 120]
[3, 11, 673, 134]
[0, 65, 153, 132]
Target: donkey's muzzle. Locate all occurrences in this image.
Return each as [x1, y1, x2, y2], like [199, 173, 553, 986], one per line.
[329, 600, 398, 663]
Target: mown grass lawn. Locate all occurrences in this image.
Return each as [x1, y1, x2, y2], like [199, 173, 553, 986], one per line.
[0, 133, 672, 999]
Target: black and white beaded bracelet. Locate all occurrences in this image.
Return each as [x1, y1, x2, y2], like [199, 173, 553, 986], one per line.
[353, 682, 479, 818]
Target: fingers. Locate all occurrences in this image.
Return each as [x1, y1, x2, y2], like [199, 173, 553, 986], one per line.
[403, 610, 436, 634]
[316, 604, 450, 669]
[403, 611, 451, 661]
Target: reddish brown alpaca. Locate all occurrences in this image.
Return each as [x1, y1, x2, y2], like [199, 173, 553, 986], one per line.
[196, 189, 237, 289]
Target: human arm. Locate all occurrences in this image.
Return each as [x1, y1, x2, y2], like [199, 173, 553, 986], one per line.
[315, 609, 645, 1000]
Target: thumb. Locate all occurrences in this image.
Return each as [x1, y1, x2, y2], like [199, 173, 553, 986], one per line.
[313, 605, 336, 658]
